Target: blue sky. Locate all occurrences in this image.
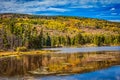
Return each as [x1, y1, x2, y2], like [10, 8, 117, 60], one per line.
[0, 0, 120, 22]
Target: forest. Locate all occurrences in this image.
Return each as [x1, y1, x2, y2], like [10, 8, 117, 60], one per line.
[0, 13, 120, 51]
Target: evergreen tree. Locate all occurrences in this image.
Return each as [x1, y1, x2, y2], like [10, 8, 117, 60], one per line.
[38, 28, 44, 48]
[66, 36, 71, 45]
[46, 33, 51, 46]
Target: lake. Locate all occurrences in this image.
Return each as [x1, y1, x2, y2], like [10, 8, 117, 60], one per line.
[0, 46, 120, 80]
[32, 65, 120, 80]
[43, 46, 120, 53]
[1, 65, 120, 80]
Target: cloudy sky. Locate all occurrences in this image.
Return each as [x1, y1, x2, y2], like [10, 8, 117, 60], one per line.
[0, 0, 120, 22]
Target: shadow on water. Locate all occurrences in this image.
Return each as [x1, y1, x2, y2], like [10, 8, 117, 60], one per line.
[0, 51, 120, 77]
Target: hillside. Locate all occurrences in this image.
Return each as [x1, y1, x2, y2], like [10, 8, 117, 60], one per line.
[0, 13, 120, 50]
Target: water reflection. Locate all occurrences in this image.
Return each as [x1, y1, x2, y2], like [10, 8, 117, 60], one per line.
[43, 46, 120, 53]
[1, 65, 120, 80]
[37, 65, 120, 80]
[0, 51, 120, 77]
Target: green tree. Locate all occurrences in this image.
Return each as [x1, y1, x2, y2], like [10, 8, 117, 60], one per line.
[46, 33, 51, 46]
[38, 28, 44, 48]
[66, 36, 71, 45]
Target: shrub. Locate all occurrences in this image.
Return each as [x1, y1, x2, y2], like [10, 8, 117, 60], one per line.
[16, 47, 28, 52]
[0, 49, 4, 52]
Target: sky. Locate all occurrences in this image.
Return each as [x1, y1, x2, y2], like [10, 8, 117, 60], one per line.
[0, 0, 120, 22]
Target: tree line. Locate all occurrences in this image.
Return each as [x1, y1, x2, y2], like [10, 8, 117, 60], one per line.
[0, 26, 120, 50]
[0, 13, 120, 50]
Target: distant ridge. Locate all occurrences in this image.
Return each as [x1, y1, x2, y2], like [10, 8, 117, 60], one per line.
[0, 13, 109, 22]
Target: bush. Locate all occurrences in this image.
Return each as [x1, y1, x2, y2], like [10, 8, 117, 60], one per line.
[0, 49, 4, 52]
[16, 47, 28, 52]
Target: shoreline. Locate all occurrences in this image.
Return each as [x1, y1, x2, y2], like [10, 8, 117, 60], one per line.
[0, 46, 120, 58]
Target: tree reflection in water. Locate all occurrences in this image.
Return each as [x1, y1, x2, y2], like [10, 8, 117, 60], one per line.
[0, 51, 120, 76]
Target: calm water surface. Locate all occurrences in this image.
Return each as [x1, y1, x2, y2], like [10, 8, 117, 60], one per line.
[36, 65, 120, 80]
[0, 46, 120, 80]
[43, 46, 120, 53]
[1, 65, 120, 80]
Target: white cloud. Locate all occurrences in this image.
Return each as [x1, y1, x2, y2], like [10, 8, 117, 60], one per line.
[0, 0, 71, 13]
[0, 0, 120, 14]
[39, 13, 59, 16]
[74, 0, 120, 6]
[47, 8, 70, 12]
[110, 8, 115, 11]
[109, 20, 120, 22]
[70, 5, 95, 8]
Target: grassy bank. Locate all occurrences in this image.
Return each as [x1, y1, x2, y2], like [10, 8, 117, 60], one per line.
[0, 50, 55, 58]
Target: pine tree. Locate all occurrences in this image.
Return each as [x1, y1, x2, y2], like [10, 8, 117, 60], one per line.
[46, 33, 51, 46]
[38, 28, 44, 48]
